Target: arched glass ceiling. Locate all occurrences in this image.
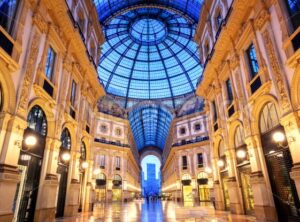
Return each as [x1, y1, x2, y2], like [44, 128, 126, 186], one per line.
[129, 104, 173, 150]
[97, 7, 203, 109]
[93, 0, 204, 24]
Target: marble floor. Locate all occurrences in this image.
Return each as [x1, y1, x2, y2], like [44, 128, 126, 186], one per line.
[56, 201, 256, 222]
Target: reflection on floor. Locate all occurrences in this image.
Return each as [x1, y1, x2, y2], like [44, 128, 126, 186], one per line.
[55, 201, 257, 222]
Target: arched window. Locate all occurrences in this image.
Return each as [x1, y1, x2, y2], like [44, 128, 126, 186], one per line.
[197, 172, 208, 179]
[96, 173, 106, 180]
[80, 141, 86, 161]
[27, 105, 47, 137]
[181, 174, 191, 181]
[259, 102, 280, 134]
[234, 125, 245, 148]
[61, 128, 71, 150]
[0, 0, 19, 34]
[113, 174, 122, 181]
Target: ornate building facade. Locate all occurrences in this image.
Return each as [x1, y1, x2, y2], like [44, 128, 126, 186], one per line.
[195, 0, 300, 220]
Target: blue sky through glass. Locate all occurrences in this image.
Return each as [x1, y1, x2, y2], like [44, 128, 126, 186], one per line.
[141, 155, 161, 180]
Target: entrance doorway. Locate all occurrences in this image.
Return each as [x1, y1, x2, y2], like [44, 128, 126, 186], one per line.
[182, 174, 193, 206]
[259, 103, 300, 221]
[95, 173, 106, 202]
[15, 106, 47, 222]
[56, 128, 72, 218]
[141, 155, 161, 198]
[197, 172, 210, 204]
[112, 174, 122, 202]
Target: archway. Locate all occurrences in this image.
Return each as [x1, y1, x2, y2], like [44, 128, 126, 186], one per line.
[141, 155, 162, 199]
[56, 128, 72, 218]
[16, 105, 47, 222]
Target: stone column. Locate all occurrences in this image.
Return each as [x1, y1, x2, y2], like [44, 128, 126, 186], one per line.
[0, 116, 27, 222]
[281, 112, 300, 199]
[245, 136, 277, 221]
[213, 180, 225, 210]
[226, 148, 243, 214]
[34, 138, 61, 222]
[83, 160, 94, 212]
[64, 151, 80, 217]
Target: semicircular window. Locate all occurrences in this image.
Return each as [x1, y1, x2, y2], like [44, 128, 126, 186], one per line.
[61, 128, 71, 150]
[27, 105, 47, 137]
[98, 7, 202, 108]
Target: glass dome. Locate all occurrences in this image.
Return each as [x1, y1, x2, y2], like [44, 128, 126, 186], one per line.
[97, 7, 203, 108]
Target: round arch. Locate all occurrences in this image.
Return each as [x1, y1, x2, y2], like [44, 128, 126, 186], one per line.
[81, 136, 91, 161]
[28, 98, 55, 138]
[139, 146, 162, 164]
[228, 120, 244, 149]
[291, 66, 300, 110]
[212, 133, 224, 158]
[61, 122, 77, 151]
[0, 66, 16, 113]
[251, 94, 281, 135]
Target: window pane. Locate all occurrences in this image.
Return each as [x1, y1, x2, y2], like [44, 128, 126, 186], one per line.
[70, 80, 77, 106]
[0, 0, 19, 33]
[246, 44, 259, 78]
[226, 79, 233, 102]
[45, 47, 56, 80]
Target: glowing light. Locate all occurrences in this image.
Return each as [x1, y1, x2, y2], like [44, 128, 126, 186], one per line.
[217, 159, 225, 167]
[236, 149, 247, 159]
[81, 161, 89, 169]
[273, 131, 285, 143]
[204, 167, 212, 174]
[24, 135, 37, 147]
[93, 168, 101, 175]
[61, 152, 71, 162]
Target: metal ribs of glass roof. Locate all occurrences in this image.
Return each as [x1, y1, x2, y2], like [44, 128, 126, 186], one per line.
[129, 104, 173, 150]
[97, 7, 203, 109]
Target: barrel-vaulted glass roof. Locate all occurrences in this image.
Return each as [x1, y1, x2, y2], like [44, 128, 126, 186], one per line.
[129, 104, 173, 150]
[97, 7, 203, 109]
[93, 0, 204, 24]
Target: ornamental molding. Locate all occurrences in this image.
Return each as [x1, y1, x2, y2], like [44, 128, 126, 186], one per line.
[262, 29, 292, 114]
[17, 31, 41, 115]
[254, 9, 270, 30]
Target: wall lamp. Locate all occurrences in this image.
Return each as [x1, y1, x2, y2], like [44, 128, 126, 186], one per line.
[272, 131, 295, 149]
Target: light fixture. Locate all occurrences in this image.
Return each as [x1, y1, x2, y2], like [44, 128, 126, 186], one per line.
[204, 167, 212, 174]
[236, 149, 247, 159]
[24, 135, 37, 147]
[217, 159, 225, 168]
[93, 168, 101, 175]
[61, 151, 71, 162]
[81, 161, 89, 169]
[273, 131, 285, 143]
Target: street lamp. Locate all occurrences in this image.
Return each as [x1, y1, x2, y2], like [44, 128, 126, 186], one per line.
[81, 161, 89, 169]
[272, 131, 294, 148]
[61, 151, 71, 162]
[217, 159, 225, 168]
[24, 135, 37, 147]
[93, 168, 101, 175]
[236, 149, 247, 159]
[204, 167, 212, 174]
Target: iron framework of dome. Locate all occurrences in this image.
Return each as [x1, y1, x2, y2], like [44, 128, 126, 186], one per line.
[97, 6, 203, 109]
